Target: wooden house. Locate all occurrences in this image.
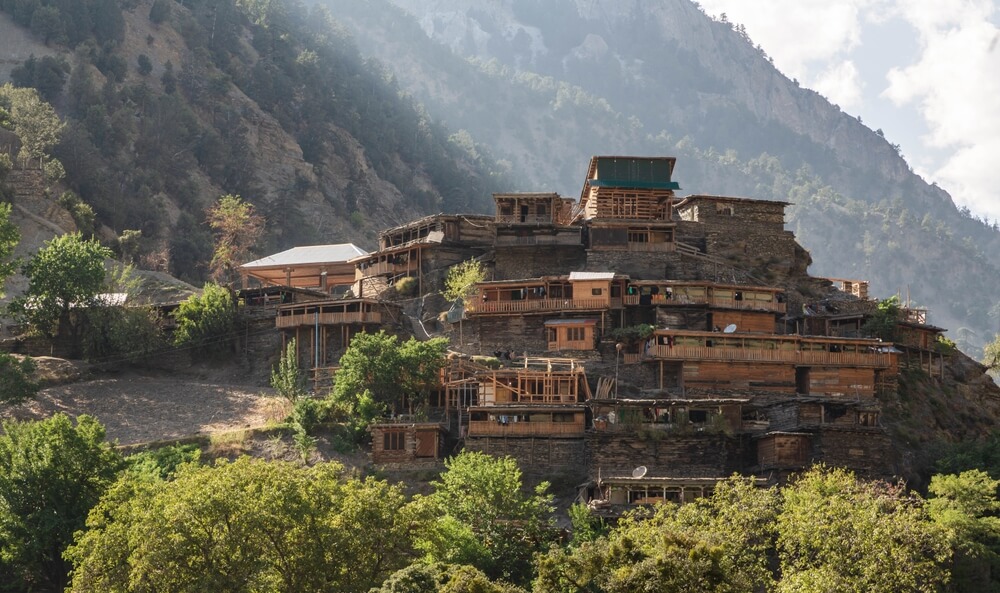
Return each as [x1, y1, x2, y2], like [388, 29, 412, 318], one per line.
[647, 330, 896, 395]
[493, 192, 582, 247]
[352, 214, 494, 297]
[580, 156, 678, 253]
[587, 476, 727, 507]
[477, 362, 592, 405]
[275, 299, 399, 371]
[623, 281, 784, 332]
[370, 421, 445, 464]
[240, 243, 367, 293]
[545, 319, 599, 351]
[472, 272, 626, 316]
[466, 405, 587, 438]
[588, 398, 745, 434]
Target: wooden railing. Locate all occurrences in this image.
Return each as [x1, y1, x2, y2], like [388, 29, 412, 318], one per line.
[474, 298, 609, 314]
[276, 311, 382, 328]
[467, 421, 585, 437]
[649, 345, 893, 367]
[622, 293, 785, 312]
[489, 394, 580, 405]
[622, 353, 643, 365]
[627, 242, 676, 252]
[496, 215, 553, 224]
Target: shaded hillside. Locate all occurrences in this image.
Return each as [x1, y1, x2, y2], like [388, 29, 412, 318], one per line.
[325, 0, 1000, 356]
[0, 0, 509, 282]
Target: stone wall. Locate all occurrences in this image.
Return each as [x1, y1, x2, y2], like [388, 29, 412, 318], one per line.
[493, 244, 586, 280]
[814, 427, 896, 479]
[586, 432, 742, 477]
[473, 315, 549, 355]
[465, 435, 587, 478]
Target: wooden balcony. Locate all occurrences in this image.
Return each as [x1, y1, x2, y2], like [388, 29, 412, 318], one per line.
[623, 293, 785, 313]
[649, 345, 893, 368]
[473, 297, 610, 315]
[276, 311, 382, 328]
[467, 420, 585, 437]
[496, 214, 554, 225]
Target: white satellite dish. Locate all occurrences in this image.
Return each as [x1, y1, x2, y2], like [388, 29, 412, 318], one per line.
[632, 465, 648, 478]
[723, 323, 737, 334]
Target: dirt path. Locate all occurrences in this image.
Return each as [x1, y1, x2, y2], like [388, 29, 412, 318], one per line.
[2, 371, 282, 445]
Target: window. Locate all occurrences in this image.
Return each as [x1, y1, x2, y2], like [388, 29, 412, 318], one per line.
[628, 230, 649, 243]
[546, 328, 557, 342]
[383, 431, 405, 451]
[591, 287, 603, 296]
[552, 412, 576, 423]
[537, 204, 547, 217]
[566, 327, 586, 342]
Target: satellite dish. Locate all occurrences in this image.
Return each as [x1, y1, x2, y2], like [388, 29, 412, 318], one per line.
[632, 465, 648, 478]
[723, 323, 737, 334]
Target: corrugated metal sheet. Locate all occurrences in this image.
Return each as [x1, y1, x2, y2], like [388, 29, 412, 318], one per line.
[241, 244, 367, 269]
[569, 271, 615, 281]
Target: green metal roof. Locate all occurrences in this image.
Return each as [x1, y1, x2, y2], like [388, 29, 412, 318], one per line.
[593, 157, 679, 190]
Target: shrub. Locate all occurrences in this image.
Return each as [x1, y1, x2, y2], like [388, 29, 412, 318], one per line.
[172, 283, 236, 356]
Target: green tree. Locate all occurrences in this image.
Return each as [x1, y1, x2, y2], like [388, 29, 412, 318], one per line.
[0, 414, 122, 591]
[0, 83, 63, 161]
[0, 353, 39, 405]
[413, 451, 554, 585]
[777, 466, 949, 593]
[29, 5, 64, 45]
[984, 334, 1000, 371]
[171, 283, 237, 355]
[443, 259, 486, 307]
[862, 295, 902, 342]
[66, 458, 414, 593]
[927, 470, 1000, 592]
[271, 337, 306, 402]
[136, 53, 153, 76]
[148, 0, 170, 24]
[0, 202, 21, 296]
[331, 332, 448, 425]
[206, 194, 264, 285]
[9, 232, 111, 340]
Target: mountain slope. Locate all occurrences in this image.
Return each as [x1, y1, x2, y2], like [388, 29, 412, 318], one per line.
[0, 0, 509, 282]
[325, 0, 1000, 356]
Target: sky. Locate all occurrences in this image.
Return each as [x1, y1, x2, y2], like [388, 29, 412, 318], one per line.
[698, 0, 1000, 223]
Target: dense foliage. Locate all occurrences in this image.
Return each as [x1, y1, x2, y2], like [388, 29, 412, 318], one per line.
[0, 413, 997, 592]
[0, 414, 122, 591]
[8, 232, 112, 340]
[171, 282, 237, 355]
[331, 331, 449, 426]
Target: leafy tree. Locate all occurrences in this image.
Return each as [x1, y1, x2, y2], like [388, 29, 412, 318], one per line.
[9, 232, 112, 340]
[413, 451, 555, 585]
[0, 414, 122, 591]
[984, 334, 1000, 371]
[148, 0, 170, 24]
[125, 444, 201, 481]
[207, 194, 265, 285]
[331, 331, 448, 425]
[0, 83, 63, 160]
[271, 337, 306, 402]
[0, 353, 39, 405]
[927, 470, 1000, 592]
[171, 282, 237, 355]
[777, 466, 949, 593]
[0, 202, 21, 297]
[136, 53, 153, 76]
[862, 295, 902, 342]
[538, 476, 778, 593]
[66, 458, 414, 593]
[29, 5, 65, 45]
[443, 259, 486, 306]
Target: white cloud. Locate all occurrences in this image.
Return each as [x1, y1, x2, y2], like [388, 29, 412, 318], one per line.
[882, 0, 1000, 219]
[812, 60, 864, 110]
[697, 0, 866, 80]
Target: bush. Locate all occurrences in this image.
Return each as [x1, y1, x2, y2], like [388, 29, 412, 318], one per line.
[172, 283, 236, 356]
[0, 353, 39, 405]
[291, 397, 328, 435]
[394, 276, 417, 297]
[149, 0, 170, 24]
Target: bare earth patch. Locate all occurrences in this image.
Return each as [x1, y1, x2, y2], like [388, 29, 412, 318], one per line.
[2, 370, 280, 445]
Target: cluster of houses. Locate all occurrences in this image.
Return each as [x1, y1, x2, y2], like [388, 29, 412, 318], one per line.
[239, 156, 947, 515]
